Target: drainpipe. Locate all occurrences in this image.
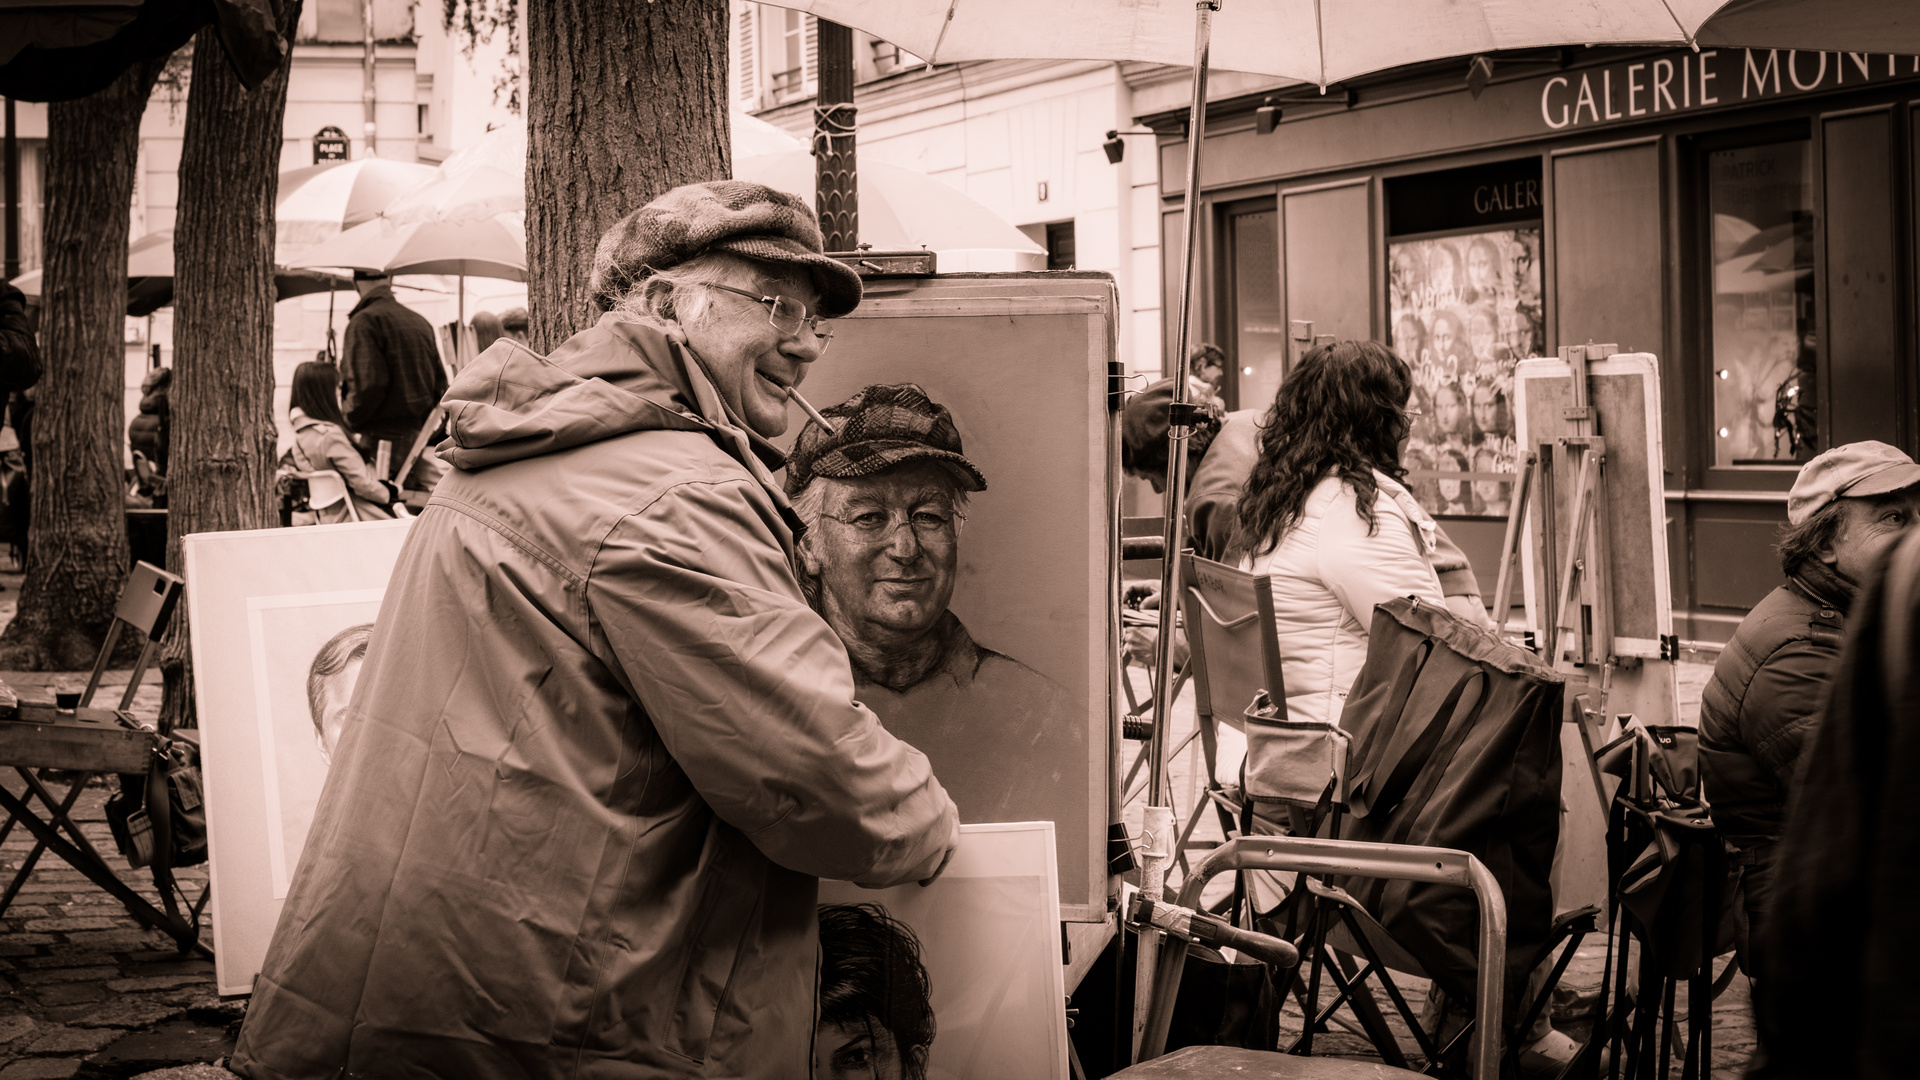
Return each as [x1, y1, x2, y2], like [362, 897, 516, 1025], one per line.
[360, 0, 377, 157]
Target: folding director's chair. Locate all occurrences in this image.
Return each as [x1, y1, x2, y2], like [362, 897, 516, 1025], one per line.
[1175, 553, 1599, 1079]
[0, 561, 205, 954]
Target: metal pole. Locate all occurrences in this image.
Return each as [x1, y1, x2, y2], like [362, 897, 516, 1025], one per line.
[360, 0, 378, 158]
[1133, 1, 1217, 1063]
[3, 97, 17, 281]
[1148, 0, 1217, 810]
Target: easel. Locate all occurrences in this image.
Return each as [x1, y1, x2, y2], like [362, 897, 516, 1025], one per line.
[1491, 342, 1623, 813]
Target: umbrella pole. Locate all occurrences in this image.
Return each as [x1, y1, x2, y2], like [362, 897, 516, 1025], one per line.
[458, 273, 466, 325]
[1133, 0, 1217, 1065]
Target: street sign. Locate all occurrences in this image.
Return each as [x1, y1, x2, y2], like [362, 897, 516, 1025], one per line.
[312, 125, 349, 163]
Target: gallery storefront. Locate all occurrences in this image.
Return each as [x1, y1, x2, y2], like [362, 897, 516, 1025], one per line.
[1143, 46, 1920, 641]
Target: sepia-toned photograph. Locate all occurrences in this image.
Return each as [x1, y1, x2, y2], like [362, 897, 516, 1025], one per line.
[3, 6, 1916, 1077]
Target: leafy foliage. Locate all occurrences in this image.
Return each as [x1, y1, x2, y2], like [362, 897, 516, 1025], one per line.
[443, 0, 523, 114]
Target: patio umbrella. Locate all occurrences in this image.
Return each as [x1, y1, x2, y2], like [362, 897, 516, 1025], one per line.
[382, 112, 811, 227]
[288, 212, 527, 321]
[734, 151, 1042, 260]
[276, 158, 439, 246]
[792, 1, 1737, 87]
[8, 229, 348, 317]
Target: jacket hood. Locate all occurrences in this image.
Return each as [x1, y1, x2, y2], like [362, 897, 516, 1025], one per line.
[438, 313, 788, 477]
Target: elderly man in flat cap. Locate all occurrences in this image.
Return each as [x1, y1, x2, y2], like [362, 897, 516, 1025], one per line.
[1700, 439, 1920, 1046]
[787, 384, 1084, 848]
[233, 182, 958, 1080]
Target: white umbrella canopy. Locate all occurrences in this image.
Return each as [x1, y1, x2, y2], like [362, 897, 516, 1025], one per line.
[289, 212, 527, 282]
[734, 151, 1043, 258]
[383, 113, 808, 227]
[276, 158, 439, 245]
[787, 0, 1736, 87]
[9, 228, 348, 316]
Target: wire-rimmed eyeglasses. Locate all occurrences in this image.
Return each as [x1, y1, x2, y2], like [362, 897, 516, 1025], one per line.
[704, 282, 834, 351]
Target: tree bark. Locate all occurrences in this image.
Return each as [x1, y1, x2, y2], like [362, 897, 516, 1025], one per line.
[814, 21, 858, 252]
[525, 0, 731, 350]
[0, 60, 163, 670]
[158, 7, 298, 731]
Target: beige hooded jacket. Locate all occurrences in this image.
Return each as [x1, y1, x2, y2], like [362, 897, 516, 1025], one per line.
[232, 315, 958, 1080]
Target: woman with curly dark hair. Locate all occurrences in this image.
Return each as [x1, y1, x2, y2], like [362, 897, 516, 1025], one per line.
[1225, 340, 1447, 729]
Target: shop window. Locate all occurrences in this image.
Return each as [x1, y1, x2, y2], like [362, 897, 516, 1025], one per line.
[1705, 139, 1816, 466]
[1385, 159, 1545, 518]
[1044, 221, 1076, 270]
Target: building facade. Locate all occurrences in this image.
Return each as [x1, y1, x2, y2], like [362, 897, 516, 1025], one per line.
[1142, 46, 1920, 640]
[730, 1, 1167, 378]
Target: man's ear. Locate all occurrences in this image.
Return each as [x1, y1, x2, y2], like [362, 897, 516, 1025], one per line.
[797, 531, 822, 577]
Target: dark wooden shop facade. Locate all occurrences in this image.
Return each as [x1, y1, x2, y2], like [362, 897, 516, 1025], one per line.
[1144, 46, 1920, 642]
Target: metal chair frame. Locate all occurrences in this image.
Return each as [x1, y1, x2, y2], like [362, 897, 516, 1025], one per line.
[1139, 836, 1508, 1080]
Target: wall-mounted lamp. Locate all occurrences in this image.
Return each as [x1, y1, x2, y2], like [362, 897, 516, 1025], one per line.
[1254, 97, 1282, 135]
[1102, 127, 1158, 164]
[1465, 55, 1495, 98]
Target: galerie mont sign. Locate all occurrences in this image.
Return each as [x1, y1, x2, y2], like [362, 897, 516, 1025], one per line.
[1537, 49, 1920, 132]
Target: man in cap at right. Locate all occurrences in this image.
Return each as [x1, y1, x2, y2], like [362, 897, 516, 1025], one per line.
[1700, 439, 1920, 1016]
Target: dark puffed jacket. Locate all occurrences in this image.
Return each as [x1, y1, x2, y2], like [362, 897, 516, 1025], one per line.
[1698, 564, 1852, 843]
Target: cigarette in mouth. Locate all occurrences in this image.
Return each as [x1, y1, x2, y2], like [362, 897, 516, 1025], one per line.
[761, 373, 837, 435]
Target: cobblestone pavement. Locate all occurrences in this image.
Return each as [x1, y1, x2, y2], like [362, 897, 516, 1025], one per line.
[0, 658, 238, 1080]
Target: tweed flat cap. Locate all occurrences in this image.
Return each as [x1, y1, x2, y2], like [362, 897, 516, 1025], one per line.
[589, 180, 863, 317]
[786, 384, 987, 497]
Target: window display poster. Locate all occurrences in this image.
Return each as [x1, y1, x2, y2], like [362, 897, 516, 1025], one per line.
[1388, 228, 1543, 517]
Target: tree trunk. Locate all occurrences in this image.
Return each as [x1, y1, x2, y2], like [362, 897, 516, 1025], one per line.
[158, 7, 298, 731]
[525, 0, 731, 351]
[0, 60, 163, 670]
[814, 20, 858, 252]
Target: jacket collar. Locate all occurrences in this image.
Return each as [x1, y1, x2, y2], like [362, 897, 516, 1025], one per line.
[348, 282, 394, 317]
[1789, 557, 1857, 615]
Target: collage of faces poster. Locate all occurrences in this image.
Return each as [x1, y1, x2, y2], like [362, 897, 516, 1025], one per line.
[1388, 227, 1544, 518]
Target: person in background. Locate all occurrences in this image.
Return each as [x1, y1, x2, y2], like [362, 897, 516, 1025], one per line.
[498, 305, 530, 344]
[1187, 342, 1227, 406]
[470, 310, 504, 355]
[339, 270, 446, 476]
[1755, 525, 1920, 1080]
[1225, 339, 1574, 1076]
[815, 904, 936, 1080]
[232, 181, 956, 1080]
[0, 282, 40, 397]
[1120, 378, 1491, 626]
[127, 366, 171, 475]
[1699, 440, 1920, 1059]
[284, 361, 398, 524]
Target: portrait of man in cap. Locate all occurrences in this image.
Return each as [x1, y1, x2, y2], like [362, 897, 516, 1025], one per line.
[788, 383, 1085, 834]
